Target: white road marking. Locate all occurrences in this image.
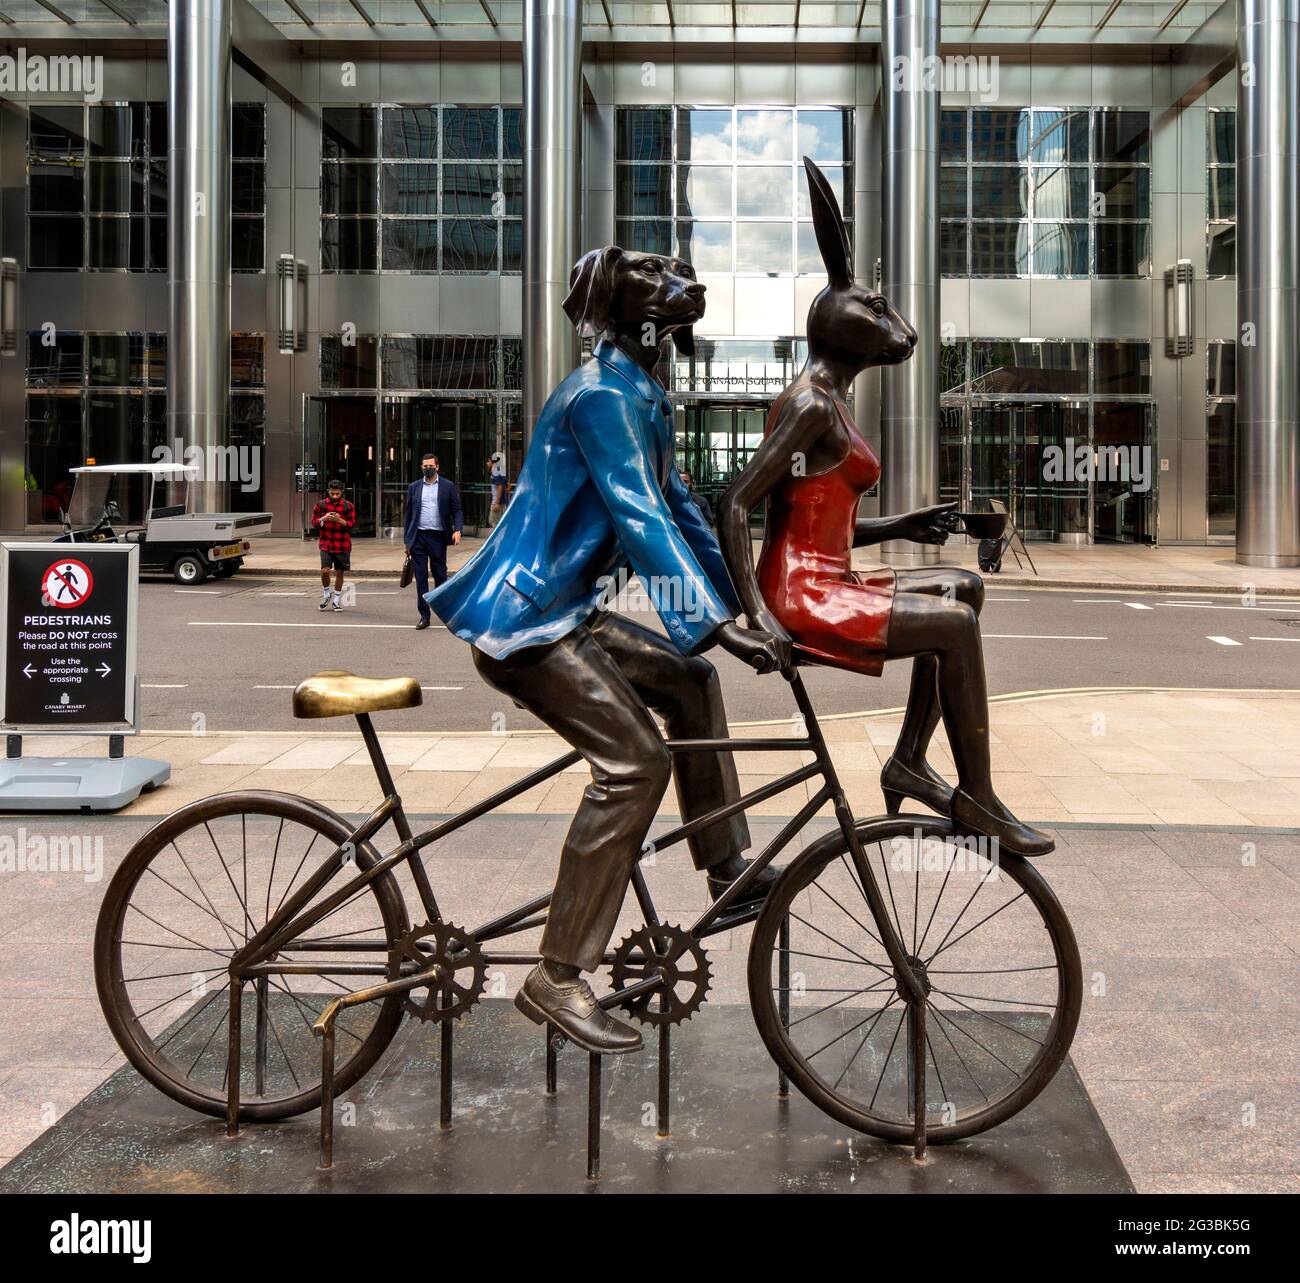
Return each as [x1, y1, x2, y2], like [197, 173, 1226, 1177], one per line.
[1125, 602, 1154, 610]
[984, 634, 1108, 641]
[188, 621, 444, 630]
[143, 683, 189, 688]
[1249, 636, 1300, 643]
[253, 685, 296, 689]
[1072, 599, 1129, 604]
[1167, 602, 1300, 613]
[984, 596, 1031, 602]
[174, 589, 221, 594]
[1207, 635, 1242, 646]
[422, 686, 463, 691]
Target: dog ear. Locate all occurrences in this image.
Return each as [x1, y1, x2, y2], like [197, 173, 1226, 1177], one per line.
[563, 246, 624, 338]
[803, 157, 852, 289]
[671, 326, 695, 358]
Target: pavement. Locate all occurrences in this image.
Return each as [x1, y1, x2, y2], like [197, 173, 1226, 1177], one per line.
[237, 532, 1300, 596]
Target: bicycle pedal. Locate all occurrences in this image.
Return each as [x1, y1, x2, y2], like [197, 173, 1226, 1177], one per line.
[549, 1032, 568, 1053]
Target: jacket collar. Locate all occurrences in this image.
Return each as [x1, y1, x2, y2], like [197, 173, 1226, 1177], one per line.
[594, 338, 663, 406]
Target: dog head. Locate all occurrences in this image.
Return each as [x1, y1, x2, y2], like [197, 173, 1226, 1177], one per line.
[802, 157, 916, 372]
[563, 246, 707, 356]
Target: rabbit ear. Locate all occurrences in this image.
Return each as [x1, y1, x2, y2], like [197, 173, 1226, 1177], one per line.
[803, 157, 852, 288]
[563, 246, 623, 338]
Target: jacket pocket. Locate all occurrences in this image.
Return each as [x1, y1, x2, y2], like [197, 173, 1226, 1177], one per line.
[504, 564, 556, 610]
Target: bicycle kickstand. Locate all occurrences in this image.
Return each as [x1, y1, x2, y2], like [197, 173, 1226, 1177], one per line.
[908, 999, 927, 1162]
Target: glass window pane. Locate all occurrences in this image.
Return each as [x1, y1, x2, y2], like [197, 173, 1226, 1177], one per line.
[233, 105, 266, 159]
[736, 167, 791, 217]
[1208, 111, 1235, 165]
[797, 110, 851, 164]
[940, 222, 968, 275]
[736, 109, 792, 163]
[940, 109, 967, 162]
[503, 108, 522, 160]
[88, 216, 148, 271]
[677, 220, 732, 273]
[321, 218, 378, 271]
[1206, 401, 1235, 536]
[797, 222, 825, 273]
[616, 165, 671, 217]
[87, 392, 146, 464]
[1095, 341, 1150, 394]
[147, 160, 167, 215]
[616, 218, 671, 255]
[382, 337, 419, 389]
[442, 163, 498, 215]
[1094, 110, 1150, 164]
[796, 165, 848, 218]
[30, 165, 84, 214]
[440, 219, 497, 271]
[616, 108, 672, 162]
[26, 393, 83, 523]
[940, 170, 967, 218]
[87, 104, 143, 158]
[972, 167, 1028, 218]
[677, 165, 732, 217]
[232, 218, 264, 272]
[1094, 166, 1150, 220]
[149, 216, 167, 271]
[442, 108, 499, 160]
[940, 342, 968, 394]
[676, 108, 733, 162]
[30, 106, 85, 157]
[320, 335, 378, 388]
[27, 331, 84, 385]
[231, 162, 265, 215]
[970, 109, 1029, 162]
[381, 163, 437, 215]
[1095, 222, 1151, 276]
[1032, 222, 1088, 277]
[231, 335, 265, 386]
[1208, 167, 1235, 221]
[969, 222, 1029, 276]
[1033, 166, 1088, 220]
[322, 162, 378, 215]
[381, 107, 438, 160]
[502, 219, 522, 271]
[87, 161, 136, 214]
[1207, 223, 1235, 277]
[382, 219, 440, 271]
[501, 165, 522, 216]
[1030, 110, 1087, 163]
[148, 103, 167, 155]
[1207, 340, 1235, 397]
[322, 107, 377, 160]
[87, 334, 134, 387]
[29, 216, 84, 269]
[736, 222, 790, 273]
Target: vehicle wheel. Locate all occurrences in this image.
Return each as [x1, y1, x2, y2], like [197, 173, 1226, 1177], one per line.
[172, 555, 206, 585]
[95, 791, 409, 1122]
[213, 560, 239, 578]
[748, 816, 1081, 1144]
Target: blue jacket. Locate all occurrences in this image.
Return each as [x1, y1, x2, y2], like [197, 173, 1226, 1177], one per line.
[427, 339, 741, 660]
[403, 476, 463, 550]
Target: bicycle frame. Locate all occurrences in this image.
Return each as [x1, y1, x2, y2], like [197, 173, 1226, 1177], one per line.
[226, 668, 926, 1008]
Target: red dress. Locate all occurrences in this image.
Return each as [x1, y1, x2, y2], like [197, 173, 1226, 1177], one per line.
[756, 384, 896, 677]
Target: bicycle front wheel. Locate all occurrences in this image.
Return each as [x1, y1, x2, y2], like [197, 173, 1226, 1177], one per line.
[748, 816, 1081, 1144]
[95, 792, 409, 1122]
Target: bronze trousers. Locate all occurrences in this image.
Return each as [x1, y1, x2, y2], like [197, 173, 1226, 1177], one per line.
[472, 612, 749, 971]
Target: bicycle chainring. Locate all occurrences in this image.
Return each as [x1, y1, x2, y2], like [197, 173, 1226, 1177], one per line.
[389, 920, 487, 1023]
[609, 924, 711, 1027]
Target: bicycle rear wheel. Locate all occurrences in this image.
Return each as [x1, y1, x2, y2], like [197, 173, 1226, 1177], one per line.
[748, 816, 1081, 1144]
[95, 792, 409, 1122]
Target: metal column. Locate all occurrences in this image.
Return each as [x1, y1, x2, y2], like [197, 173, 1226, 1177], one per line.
[1236, 0, 1300, 567]
[168, 0, 232, 513]
[880, 0, 940, 565]
[523, 0, 582, 453]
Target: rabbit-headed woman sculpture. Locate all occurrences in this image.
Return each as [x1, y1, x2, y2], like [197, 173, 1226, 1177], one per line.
[716, 158, 1052, 857]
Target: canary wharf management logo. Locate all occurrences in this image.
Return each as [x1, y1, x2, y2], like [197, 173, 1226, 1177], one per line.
[0, 48, 104, 102]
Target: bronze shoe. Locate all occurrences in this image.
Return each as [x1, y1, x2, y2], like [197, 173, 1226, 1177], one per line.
[950, 789, 1055, 858]
[880, 755, 954, 817]
[514, 964, 643, 1055]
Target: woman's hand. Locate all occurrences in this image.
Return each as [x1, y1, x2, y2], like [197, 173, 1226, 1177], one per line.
[714, 620, 791, 675]
[893, 502, 960, 546]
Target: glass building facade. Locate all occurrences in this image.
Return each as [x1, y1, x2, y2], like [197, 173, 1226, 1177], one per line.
[0, 12, 1260, 551]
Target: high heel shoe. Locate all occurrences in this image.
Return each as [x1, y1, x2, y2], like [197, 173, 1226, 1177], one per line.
[950, 789, 1055, 857]
[880, 755, 955, 817]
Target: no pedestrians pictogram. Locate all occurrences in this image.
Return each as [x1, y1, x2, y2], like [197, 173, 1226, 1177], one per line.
[41, 558, 94, 609]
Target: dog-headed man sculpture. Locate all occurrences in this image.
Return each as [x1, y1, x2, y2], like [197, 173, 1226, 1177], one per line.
[428, 248, 786, 1054]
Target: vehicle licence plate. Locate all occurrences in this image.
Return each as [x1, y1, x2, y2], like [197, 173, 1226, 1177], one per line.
[219, 544, 242, 558]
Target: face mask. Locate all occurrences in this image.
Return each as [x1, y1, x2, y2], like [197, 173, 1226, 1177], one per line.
[423, 466, 437, 479]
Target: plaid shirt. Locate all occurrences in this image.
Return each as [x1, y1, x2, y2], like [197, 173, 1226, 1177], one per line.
[311, 495, 355, 553]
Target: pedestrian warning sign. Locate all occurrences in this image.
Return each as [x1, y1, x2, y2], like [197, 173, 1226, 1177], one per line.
[1, 543, 139, 732]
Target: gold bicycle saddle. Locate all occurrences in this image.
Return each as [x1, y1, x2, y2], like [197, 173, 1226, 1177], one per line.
[292, 670, 423, 719]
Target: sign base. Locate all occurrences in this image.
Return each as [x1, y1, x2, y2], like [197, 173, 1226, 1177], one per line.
[0, 756, 169, 812]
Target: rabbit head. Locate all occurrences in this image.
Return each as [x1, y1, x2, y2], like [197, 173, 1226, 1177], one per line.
[802, 157, 917, 374]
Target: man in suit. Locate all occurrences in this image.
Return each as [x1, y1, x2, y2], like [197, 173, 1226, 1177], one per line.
[403, 452, 463, 631]
[428, 246, 785, 1055]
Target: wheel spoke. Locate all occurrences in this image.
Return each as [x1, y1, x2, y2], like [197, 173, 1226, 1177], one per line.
[929, 986, 1046, 1047]
[787, 911, 891, 978]
[832, 996, 900, 1091]
[867, 1004, 906, 1112]
[809, 876, 885, 953]
[786, 975, 894, 1030]
[927, 1000, 990, 1102]
[926, 890, 1028, 964]
[205, 821, 256, 942]
[169, 840, 244, 952]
